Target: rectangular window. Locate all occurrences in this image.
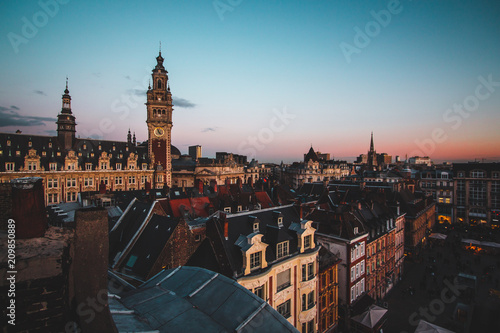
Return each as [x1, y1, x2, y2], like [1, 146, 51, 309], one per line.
[351, 248, 355, 261]
[351, 267, 355, 282]
[361, 278, 365, 293]
[351, 286, 355, 302]
[66, 178, 76, 187]
[47, 193, 58, 204]
[100, 162, 107, 170]
[142, 163, 148, 170]
[129, 164, 135, 170]
[141, 175, 148, 184]
[360, 242, 365, 256]
[85, 163, 92, 170]
[49, 163, 57, 171]
[128, 176, 136, 184]
[302, 319, 315, 333]
[115, 176, 123, 185]
[303, 235, 311, 250]
[102, 177, 108, 185]
[66, 192, 77, 202]
[277, 241, 289, 259]
[253, 285, 264, 300]
[356, 263, 359, 278]
[360, 260, 365, 275]
[277, 269, 291, 292]
[302, 262, 314, 281]
[277, 300, 291, 319]
[250, 251, 261, 270]
[47, 179, 58, 188]
[84, 177, 93, 187]
[6, 162, 14, 171]
[116, 163, 122, 170]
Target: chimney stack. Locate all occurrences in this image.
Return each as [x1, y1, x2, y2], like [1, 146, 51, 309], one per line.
[11, 177, 47, 238]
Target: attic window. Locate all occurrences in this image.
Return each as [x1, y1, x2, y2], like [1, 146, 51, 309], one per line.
[237, 205, 242, 212]
[195, 235, 201, 242]
[42, 151, 46, 156]
[48, 142, 52, 148]
[253, 222, 259, 233]
[7, 140, 11, 146]
[28, 141, 32, 147]
[354, 227, 359, 235]
[278, 217, 283, 228]
[250, 251, 261, 271]
[277, 241, 289, 259]
[83, 144, 86, 149]
[224, 207, 231, 213]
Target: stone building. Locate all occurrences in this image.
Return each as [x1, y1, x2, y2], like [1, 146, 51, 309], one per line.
[0, 53, 254, 205]
[453, 162, 500, 227]
[283, 147, 349, 189]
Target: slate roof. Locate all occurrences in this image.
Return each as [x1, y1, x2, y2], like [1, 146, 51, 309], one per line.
[110, 266, 298, 333]
[119, 214, 180, 280]
[201, 204, 315, 277]
[0, 132, 181, 172]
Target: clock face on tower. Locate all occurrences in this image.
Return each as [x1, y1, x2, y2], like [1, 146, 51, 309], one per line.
[154, 127, 165, 137]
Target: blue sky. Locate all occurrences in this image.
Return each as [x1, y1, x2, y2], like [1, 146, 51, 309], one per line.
[0, 0, 499, 163]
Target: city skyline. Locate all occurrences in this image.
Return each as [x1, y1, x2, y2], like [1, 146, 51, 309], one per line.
[1, 0, 499, 163]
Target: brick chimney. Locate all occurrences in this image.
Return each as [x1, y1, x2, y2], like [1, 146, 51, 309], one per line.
[11, 177, 47, 238]
[73, 208, 118, 332]
[210, 179, 217, 192]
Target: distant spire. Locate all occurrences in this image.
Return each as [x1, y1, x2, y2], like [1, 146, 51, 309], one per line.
[133, 132, 136, 146]
[370, 132, 374, 152]
[64, 76, 69, 94]
[148, 79, 151, 90]
[159, 41, 161, 55]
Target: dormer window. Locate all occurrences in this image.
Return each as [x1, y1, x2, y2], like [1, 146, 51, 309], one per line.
[48, 142, 52, 148]
[354, 227, 359, 235]
[278, 217, 283, 228]
[277, 241, 289, 259]
[28, 141, 32, 147]
[116, 163, 121, 170]
[7, 140, 11, 146]
[250, 251, 261, 271]
[224, 207, 231, 213]
[253, 222, 259, 233]
[237, 205, 242, 212]
[303, 235, 311, 250]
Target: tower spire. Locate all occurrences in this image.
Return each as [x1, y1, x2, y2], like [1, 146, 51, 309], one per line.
[370, 131, 374, 152]
[159, 41, 161, 55]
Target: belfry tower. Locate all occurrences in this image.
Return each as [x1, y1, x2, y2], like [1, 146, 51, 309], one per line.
[56, 78, 76, 150]
[146, 49, 173, 187]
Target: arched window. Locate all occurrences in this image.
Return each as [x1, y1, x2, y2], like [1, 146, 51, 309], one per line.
[157, 79, 162, 89]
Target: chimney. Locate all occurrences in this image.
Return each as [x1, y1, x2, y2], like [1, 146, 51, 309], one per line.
[219, 212, 229, 240]
[196, 179, 204, 194]
[237, 177, 242, 189]
[249, 176, 254, 188]
[210, 179, 217, 192]
[73, 207, 118, 332]
[11, 177, 47, 238]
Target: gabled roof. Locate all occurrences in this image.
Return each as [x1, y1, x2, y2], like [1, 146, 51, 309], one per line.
[304, 146, 319, 163]
[119, 214, 180, 280]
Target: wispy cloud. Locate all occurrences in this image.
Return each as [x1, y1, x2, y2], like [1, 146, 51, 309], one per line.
[0, 105, 56, 127]
[173, 97, 196, 108]
[34, 90, 47, 96]
[127, 89, 147, 96]
[126, 90, 196, 109]
[202, 127, 216, 133]
[125, 75, 131, 80]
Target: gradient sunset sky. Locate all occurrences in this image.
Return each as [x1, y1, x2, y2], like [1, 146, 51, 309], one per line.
[0, 0, 499, 163]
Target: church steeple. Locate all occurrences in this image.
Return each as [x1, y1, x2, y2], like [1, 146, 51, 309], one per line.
[56, 79, 76, 150]
[370, 131, 374, 153]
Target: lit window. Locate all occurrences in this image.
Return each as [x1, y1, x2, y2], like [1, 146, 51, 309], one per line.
[49, 163, 57, 171]
[6, 162, 14, 171]
[86, 163, 92, 170]
[253, 222, 259, 233]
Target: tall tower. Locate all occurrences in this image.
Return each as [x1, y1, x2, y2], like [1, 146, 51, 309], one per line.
[56, 79, 76, 150]
[146, 50, 173, 187]
[367, 132, 377, 169]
